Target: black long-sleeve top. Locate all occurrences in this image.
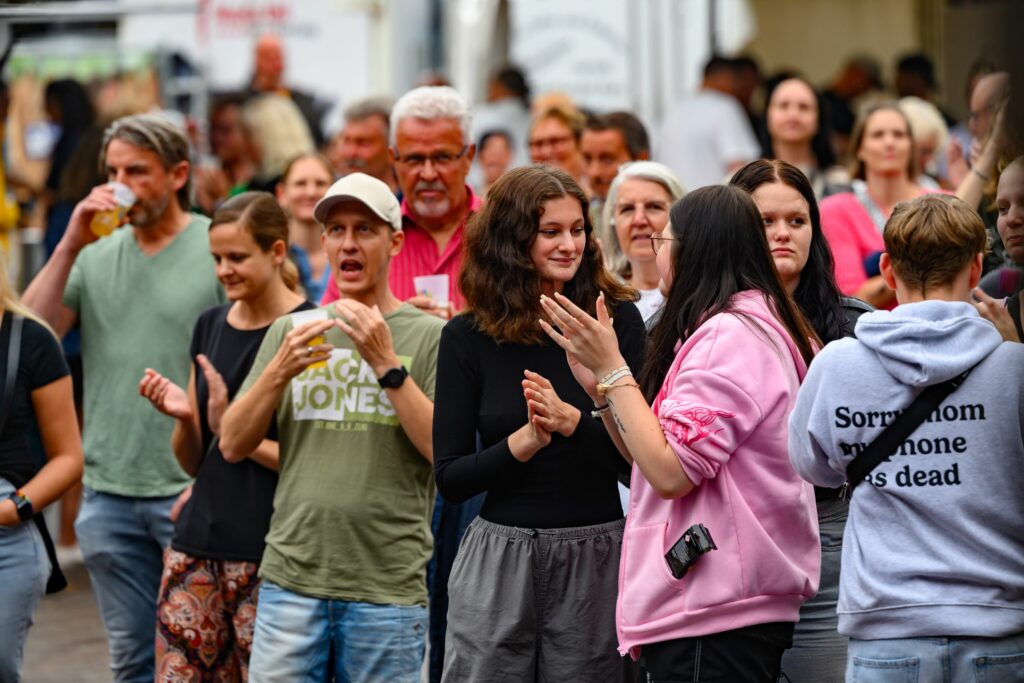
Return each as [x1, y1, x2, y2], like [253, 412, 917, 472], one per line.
[433, 301, 646, 528]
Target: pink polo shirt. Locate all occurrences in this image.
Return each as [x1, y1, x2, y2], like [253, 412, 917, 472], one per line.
[321, 186, 482, 312]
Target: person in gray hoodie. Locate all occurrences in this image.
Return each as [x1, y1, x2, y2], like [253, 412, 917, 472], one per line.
[789, 193, 1024, 683]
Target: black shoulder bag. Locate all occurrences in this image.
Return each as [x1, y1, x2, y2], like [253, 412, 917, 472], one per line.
[0, 314, 68, 594]
[844, 365, 976, 498]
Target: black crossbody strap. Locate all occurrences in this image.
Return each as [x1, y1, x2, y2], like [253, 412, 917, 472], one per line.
[0, 313, 24, 436]
[846, 365, 976, 495]
[0, 314, 68, 594]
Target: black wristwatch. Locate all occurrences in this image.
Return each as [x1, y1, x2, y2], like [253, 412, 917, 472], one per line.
[10, 490, 34, 521]
[377, 366, 409, 389]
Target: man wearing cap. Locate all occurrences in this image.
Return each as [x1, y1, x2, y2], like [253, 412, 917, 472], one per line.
[220, 172, 443, 682]
[321, 85, 481, 315]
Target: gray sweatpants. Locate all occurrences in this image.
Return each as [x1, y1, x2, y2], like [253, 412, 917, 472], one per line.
[442, 517, 635, 683]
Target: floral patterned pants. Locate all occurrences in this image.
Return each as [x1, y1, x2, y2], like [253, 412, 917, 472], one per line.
[155, 548, 261, 682]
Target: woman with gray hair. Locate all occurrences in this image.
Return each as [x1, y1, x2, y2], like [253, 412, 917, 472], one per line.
[601, 161, 685, 321]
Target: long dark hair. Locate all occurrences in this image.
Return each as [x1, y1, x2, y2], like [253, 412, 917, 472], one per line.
[640, 185, 819, 402]
[730, 159, 847, 344]
[760, 76, 836, 170]
[460, 165, 635, 344]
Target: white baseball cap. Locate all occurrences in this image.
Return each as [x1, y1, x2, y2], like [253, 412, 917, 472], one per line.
[313, 172, 403, 231]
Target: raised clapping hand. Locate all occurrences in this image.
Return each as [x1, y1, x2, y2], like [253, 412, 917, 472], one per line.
[522, 369, 581, 438]
[196, 355, 229, 434]
[333, 300, 401, 375]
[973, 288, 1020, 343]
[139, 369, 193, 421]
[539, 292, 626, 381]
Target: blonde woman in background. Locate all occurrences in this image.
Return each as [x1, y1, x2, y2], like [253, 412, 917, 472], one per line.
[898, 96, 950, 189]
[0, 254, 83, 682]
[242, 94, 315, 190]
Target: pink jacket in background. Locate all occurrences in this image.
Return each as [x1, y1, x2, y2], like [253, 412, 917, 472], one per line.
[820, 188, 948, 299]
[819, 192, 882, 297]
[617, 291, 820, 659]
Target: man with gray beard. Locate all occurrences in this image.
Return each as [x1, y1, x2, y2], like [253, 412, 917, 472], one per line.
[322, 86, 479, 315]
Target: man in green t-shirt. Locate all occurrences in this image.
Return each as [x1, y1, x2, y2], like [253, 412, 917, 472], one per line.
[221, 173, 442, 683]
[23, 114, 225, 683]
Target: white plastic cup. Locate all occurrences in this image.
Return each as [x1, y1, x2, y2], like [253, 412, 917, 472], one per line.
[413, 274, 450, 308]
[90, 183, 136, 237]
[291, 308, 330, 369]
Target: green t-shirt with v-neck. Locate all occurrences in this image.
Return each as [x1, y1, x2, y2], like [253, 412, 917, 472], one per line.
[242, 303, 443, 604]
[63, 215, 226, 496]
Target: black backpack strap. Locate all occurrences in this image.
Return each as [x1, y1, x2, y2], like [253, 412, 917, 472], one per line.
[0, 313, 23, 436]
[0, 314, 67, 594]
[846, 365, 976, 495]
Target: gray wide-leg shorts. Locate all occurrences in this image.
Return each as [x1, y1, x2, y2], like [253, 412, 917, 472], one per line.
[442, 517, 635, 683]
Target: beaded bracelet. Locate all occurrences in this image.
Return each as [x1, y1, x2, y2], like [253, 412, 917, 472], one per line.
[597, 364, 631, 387]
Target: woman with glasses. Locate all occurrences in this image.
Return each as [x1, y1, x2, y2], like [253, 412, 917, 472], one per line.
[601, 161, 686, 322]
[528, 104, 588, 189]
[434, 165, 644, 682]
[539, 185, 820, 682]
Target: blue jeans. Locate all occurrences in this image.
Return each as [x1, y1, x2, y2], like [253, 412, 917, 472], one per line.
[782, 497, 849, 682]
[74, 486, 176, 683]
[249, 580, 427, 683]
[847, 633, 1024, 682]
[427, 492, 484, 683]
[0, 478, 49, 683]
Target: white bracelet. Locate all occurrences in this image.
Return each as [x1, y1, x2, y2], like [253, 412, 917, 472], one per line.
[596, 365, 631, 387]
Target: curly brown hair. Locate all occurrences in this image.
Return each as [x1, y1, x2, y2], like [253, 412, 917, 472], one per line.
[460, 165, 636, 344]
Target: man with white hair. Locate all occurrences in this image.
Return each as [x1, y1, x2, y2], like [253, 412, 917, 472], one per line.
[322, 85, 480, 313]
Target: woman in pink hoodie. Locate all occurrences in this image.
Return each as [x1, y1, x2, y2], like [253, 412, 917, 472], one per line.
[539, 185, 821, 681]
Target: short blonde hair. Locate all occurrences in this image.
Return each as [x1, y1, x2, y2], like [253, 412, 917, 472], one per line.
[529, 104, 585, 142]
[884, 194, 986, 291]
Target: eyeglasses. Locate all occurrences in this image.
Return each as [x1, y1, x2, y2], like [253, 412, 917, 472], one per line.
[649, 231, 676, 254]
[528, 135, 574, 151]
[393, 146, 468, 169]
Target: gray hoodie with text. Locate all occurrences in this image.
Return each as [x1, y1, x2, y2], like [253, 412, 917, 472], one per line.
[789, 300, 1024, 639]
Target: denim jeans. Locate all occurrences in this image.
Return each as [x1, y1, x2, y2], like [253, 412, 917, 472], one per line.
[74, 486, 176, 683]
[249, 580, 427, 683]
[782, 497, 849, 682]
[427, 492, 484, 683]
[847, 633, 1024, 682]
[0, 478, 49, 683]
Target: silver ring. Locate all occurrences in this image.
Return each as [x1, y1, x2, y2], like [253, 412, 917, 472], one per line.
[306, 346, 315, 355]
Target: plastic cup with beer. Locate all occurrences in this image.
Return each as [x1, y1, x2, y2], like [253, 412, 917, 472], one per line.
[90, 183, 136, 237]
[291, 308, 330, 369]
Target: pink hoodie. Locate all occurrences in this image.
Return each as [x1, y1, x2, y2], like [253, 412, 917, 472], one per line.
[617, 291, 820, 658]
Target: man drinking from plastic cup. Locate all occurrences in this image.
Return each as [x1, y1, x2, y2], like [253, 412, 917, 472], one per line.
[23, 113, 225, 683]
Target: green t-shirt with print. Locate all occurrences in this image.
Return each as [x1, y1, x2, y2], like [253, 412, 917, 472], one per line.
[63, 215, 226, 496]
[243, 303, 443, 605]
